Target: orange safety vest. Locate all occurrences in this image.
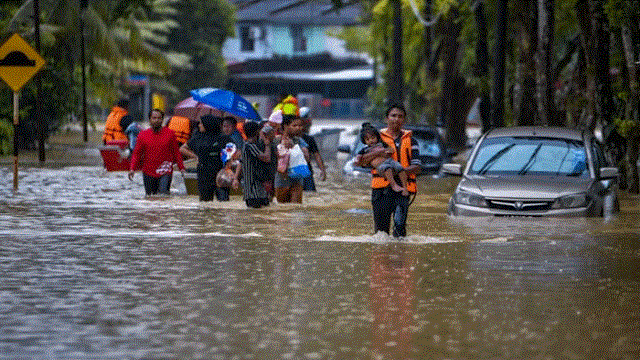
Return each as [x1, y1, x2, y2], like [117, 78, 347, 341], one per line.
[167, 116, 191, 144]
[102, 106, 129, 143]
[371, 128, 417, 193]
[236, 122, 248, 140]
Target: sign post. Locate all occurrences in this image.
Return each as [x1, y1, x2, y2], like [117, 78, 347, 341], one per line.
[13, 93, 18, 190]
[0, 33, 46, 190]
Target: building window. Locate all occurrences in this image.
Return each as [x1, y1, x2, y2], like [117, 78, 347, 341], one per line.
[291, 26, 306, 53]
[240, 26, 255, 52]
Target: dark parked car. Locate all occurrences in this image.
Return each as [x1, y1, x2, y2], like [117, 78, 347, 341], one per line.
[337, 124, 452, 177]
[443, 126, 619, 217]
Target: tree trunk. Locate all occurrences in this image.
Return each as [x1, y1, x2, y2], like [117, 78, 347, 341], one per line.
[446, 76, 473, 150]
[473, 0, 491, 133]
[439, 16, 466, 150]
[621, 25, 639, 193]
[536, 0, 555, 126]
[512, 0, 538, 126]
[388, 0, 403, 105]
[490, 0, 507, 129]
[576, 0, 614, 131]
[424, 0, 433, 78]
[575, 0, 596, 130]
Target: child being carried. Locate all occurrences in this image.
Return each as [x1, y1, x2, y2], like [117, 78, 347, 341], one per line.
[355, 123, 409, 196]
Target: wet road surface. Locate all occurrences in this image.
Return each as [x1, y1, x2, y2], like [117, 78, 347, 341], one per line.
[1, 165, 639, 359]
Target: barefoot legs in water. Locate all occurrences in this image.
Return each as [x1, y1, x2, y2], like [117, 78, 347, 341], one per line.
[384, 168, 409, 196]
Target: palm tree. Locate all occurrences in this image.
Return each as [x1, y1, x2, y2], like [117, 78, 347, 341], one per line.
[6, 0, 189, 105]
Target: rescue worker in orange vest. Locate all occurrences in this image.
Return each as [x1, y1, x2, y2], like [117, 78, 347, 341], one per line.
[102, 98, 130, 144]
[355, 104, 422, 237]
[166, 115, 192, 147]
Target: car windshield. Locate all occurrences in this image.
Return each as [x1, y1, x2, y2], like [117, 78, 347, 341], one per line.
[415, 133, 441, 157]
[468, 136, 588, 177]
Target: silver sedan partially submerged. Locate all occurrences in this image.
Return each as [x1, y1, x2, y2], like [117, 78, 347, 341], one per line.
[444, 127, 619, 217]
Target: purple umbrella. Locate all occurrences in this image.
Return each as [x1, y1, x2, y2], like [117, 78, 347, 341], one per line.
[173, 97, 221, 121]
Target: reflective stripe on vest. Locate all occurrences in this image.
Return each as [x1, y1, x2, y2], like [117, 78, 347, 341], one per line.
[168, 116, 191, 144]
[370, 128, 417, 193]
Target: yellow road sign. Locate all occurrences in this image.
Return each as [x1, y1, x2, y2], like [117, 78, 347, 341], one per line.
[0, 33, 46, 92]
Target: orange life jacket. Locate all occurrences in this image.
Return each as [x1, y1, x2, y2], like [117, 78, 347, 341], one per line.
[167, 116, 191, 144]
[236, 121, 248, 140]
[102, 106, 128, 143]
[371, 128, 417, 193]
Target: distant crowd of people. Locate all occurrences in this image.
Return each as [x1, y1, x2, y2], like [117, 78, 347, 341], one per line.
[103, 94, 326, 208]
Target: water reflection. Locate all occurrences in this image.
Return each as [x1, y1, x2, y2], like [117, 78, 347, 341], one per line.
[0, 166, 639, 359]
[369, 245, 416, 359]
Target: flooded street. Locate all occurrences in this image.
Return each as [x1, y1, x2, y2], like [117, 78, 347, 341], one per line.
[1, 163, 639, 359]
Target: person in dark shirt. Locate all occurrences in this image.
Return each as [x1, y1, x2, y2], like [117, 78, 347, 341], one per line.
[299, 107, 326, 191]
[222, 116, 245, 149]
[180, 115, 232, 202]
[232, 121, 273, 208]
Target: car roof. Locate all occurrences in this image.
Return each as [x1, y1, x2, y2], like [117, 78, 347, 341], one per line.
[404, 125, 439, 134]
[485, 126, 585, 141]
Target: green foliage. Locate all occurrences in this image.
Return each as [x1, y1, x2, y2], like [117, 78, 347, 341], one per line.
[0, 119, 13, 155]
[1, 0, 192, 143]
[614, 116, 637, 138]
[603, 0, 635, 27]
[162, 0, 235, 104]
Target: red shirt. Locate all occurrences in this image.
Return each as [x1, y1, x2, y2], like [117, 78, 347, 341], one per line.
[130, 127, 185, 178]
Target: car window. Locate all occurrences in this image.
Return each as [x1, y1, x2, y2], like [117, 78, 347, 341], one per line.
[352, 138, 367, 155]
[469, 136, 588, 177]
[415, 136, 442, 157]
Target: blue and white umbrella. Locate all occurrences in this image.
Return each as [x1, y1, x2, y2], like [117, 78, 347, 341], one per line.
[190, 88, 261, 122]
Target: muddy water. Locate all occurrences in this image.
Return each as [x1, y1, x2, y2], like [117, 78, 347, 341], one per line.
[1, 164, 639, 359]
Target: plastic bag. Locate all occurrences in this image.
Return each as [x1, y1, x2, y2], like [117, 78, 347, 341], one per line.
[216, 167, 235, 188]
[287, 144, 311, 179]
[277, 144, 290, 174]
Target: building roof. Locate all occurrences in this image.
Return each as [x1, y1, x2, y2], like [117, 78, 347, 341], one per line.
[227, 52, 374, 99]
[232, 67, 373, 81]
[228, 52, 370, 73]
[233, 0, 364, 26]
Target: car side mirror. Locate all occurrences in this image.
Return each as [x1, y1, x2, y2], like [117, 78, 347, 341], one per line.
[599, 167, 618, 179]
[442, 163, 463, 176]
[337, 144, 351, 153]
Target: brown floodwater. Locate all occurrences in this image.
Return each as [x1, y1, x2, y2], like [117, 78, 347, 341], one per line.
[1, 162, 639, 359]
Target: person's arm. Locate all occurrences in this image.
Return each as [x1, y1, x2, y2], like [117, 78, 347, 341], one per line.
[256, 133, 272, 163]
[128, 133, 143, 180]
[314, 152, 326, 180]
[301, 145, 311, 164]
[355, 146, 386, 167]
[180, 142, 197, 160]
[172, 135, 186, 174]
[232, 159, 242, 189]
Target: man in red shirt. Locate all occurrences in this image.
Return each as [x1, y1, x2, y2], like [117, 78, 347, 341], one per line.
[129, 109, 185, 196]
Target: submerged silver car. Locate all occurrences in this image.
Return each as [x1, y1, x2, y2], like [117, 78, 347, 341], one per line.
[444, 127, 619, 217]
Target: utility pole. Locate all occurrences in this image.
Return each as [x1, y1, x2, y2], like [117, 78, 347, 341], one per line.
[34, 0, 45, 162]
[81, 0, 88, 142]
